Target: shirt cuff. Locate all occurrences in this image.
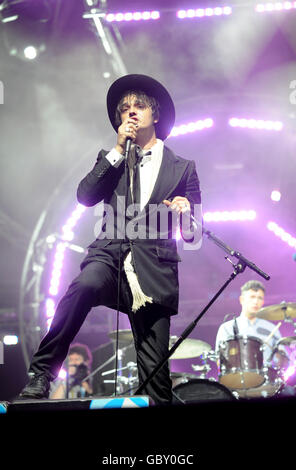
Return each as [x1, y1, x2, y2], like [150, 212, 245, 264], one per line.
[105, 148, 125, 168]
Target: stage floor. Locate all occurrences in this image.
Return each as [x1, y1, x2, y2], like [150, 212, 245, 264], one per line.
[1, 395, 295, 467]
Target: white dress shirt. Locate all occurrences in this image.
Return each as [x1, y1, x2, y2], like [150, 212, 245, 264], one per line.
[105, 139, 164, 211]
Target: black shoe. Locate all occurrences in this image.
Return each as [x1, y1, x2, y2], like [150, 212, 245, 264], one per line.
[17, 373, 51, 400]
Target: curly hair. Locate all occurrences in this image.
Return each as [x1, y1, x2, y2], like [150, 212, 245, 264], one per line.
[69, 343, 92, 364]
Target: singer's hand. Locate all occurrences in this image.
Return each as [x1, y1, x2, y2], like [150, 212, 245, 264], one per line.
[163, 196, 191, 215]
[116, 117, 138, 154]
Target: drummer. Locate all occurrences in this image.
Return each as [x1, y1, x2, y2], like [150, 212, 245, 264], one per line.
[215, 280, 284, 366]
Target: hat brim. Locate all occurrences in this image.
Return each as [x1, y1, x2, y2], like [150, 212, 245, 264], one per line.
[107, 74, 175, 141]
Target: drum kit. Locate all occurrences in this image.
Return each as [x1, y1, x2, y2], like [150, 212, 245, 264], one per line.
[217, 301, 296, 400]
[102, 302, 296, 403]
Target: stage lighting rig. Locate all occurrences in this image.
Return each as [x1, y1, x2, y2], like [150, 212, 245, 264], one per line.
[0, 0, 51, 61]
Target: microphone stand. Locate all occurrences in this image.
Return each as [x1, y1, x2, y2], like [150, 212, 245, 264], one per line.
[134, 225, 270, 397]
[65, 358, 69, 399]
[114, 138, 132, 396]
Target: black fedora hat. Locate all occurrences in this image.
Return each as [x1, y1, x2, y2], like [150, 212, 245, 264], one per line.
[106, 74, 175, 141]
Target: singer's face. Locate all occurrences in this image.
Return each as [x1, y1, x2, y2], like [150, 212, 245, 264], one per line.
[239, 289, 265, 318]
[68, 353, 84, 376]
[119, 94, 158, 133]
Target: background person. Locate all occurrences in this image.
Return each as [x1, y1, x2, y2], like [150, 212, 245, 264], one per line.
[50, 343, 93, 399]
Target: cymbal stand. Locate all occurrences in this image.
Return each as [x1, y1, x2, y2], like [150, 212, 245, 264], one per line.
[282, 314, 296, 335]
[134, 225, 270, 398]
[102, 361, 138, 395]
[81, 344, 133, 385]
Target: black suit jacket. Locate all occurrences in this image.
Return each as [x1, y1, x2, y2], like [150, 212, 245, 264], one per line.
[77, 145, 201, 315]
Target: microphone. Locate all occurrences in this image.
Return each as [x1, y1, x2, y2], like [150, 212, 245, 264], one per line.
[124, 137, 132, 159]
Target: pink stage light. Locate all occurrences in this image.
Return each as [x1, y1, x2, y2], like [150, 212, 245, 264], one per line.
[45, 298, 55, 318]
[267, 221, 296, 248]
[62, 203, 86, 241]
[49, 242, 66, 297]
[177, 6, 232, 18]
[229, 117, 283, 131]
[203, 210, 256, 222]
[169, 118, 213, 138]
[50, 204, 86, 297]
[45, 298, 56, 331]
[255, 2, 296, 13]
[45, 203, 87, 330]
[284, 364, 296, 382]
[271, 190, 281, 202]
[106, 11, 160, 22]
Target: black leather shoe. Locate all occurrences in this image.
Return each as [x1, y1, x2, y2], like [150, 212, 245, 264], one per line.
[17, 373, 51, 400]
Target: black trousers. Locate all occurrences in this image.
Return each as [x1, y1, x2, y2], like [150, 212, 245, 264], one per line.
[29, 259, 172, 405]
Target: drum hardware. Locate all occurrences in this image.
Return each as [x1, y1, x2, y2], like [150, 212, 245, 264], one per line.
[80, 343, 134, 387]
[102, 361, 138, 377]
[231, 343, 290, 399]
[201, 350, 218, 362]
[191, 364, 211, 379]
[276, 336, 296, 347]
[218, 336, 264, 389]
[191, 350, 218, 378]
[234, 365, 284, 399]
[134, 226, 270, 398]
[170, 372, 197, 388]
[108, 329, 134, 343]
[169, 336, 212, 359]
[102, 361, 138, 395]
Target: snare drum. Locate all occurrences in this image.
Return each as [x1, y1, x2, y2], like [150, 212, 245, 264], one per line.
[218, 336, 264, 389]
[173, 378, 236, 404]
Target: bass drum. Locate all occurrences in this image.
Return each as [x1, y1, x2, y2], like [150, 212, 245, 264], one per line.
[173, 378, 236, 404]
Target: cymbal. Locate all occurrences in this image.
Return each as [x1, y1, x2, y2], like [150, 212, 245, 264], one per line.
[169, 336, 212, 359]
[256, 302, 296, 321]
[108, 330, 212, 358]
[276, 336, 296, 347]
[108, 329, 133, 343]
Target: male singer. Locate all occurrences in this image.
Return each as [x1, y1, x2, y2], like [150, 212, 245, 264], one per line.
[17, 74, 202, 405]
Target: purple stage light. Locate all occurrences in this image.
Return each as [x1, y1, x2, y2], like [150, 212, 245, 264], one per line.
[169, 118, 213, 138]
[203, 210, 256, 222]
[45, 203, 87, 330]
[284, 364, 296, 382]
[271, 190, 281, 202]
[177, 6, 232, 19]
[106, 10, 160, 22]
[50, 204, 86, 298]
[62, 203, 86, 241]
[267, 221, 296, 248]
[49, 242, 66, 297]
[229, 117, 283, 131]
[255, 1, 296, 13]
